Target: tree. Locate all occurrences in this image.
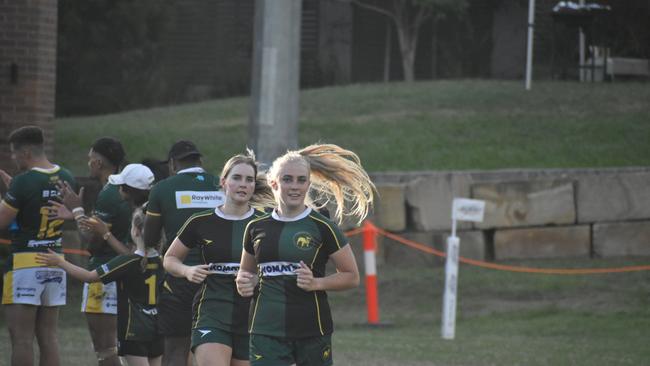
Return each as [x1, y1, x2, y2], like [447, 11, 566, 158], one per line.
[349, 0, 467, 81]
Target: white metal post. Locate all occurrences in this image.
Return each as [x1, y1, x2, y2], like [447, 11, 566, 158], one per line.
[525, 0, 536, 90]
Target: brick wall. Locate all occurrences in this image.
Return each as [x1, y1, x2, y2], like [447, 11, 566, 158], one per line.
[0, 0, 57, 174]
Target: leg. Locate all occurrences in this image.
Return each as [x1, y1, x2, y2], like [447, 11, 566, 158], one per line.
[123, 355, 150, 366]
[5, 304, 37, 366]
[162, 336, 192, 366]
[231, 358, 250, 366]
[35, 306, 60, 366]
[86, 313, 120, 366]
[194, 343, 232, 366]
[148, 355, 162, 366]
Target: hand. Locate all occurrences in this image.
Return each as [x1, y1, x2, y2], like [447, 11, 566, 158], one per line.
[0, 169, 12, 188]
[35, 249, 64, 267]
[78, 215, 108, 236]
[236, 270, 257, 297]
[184, 264, 210, 284]
[47, 200, 74, 220]
[296, 261, 319, 292]
[56, 180, 84, 210]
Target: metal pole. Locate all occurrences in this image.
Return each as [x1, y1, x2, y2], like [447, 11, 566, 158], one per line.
[525, 0, 536, 90]
[578, 0, 585, 81]
[248, 0, 302, 166]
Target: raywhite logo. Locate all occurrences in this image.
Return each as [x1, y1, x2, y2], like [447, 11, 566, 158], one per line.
[175, 191, 224, 209]
[259, 262, 300, 277]
[207, 263, 239, 276]
[198, 329, 212, 338]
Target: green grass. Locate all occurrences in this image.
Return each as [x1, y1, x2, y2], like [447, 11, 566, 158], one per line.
[2, 256, 649, 365]
[54, 80, 650, 175]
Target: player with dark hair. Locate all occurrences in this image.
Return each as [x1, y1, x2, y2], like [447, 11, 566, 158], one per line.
[144, 140, 224, 366]
[0, 125, 77, 366]
[50, 137, 131, 365]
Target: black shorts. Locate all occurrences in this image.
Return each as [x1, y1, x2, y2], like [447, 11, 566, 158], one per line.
[157, 274, 201, 337]
[118, 338, 164, 358]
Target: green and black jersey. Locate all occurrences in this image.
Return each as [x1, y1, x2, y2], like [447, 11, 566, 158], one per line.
[87, 183, 132, 270]
[243, 207, 348, 339]
[178, 207, 265, 335]
[96, 250, 163, 341]
[146, 168, 223, 266]
[1, 165, 76, 258]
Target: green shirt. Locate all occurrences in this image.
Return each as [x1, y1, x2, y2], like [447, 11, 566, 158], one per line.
[87, 183, 132, 269]
[146, 168, 223, 266]
[2, 165, 76, 256]
[178, 207, 264, 335]
[97, 251, 163, 341]
[243, 208, 347, 338]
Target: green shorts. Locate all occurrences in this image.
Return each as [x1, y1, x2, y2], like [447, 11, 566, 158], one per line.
[191, 327, 249, 361]
[250, 334, 333, 366]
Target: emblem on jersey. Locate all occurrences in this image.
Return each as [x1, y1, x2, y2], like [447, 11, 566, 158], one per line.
[203, 238, 213, 245]
[198, 329, 211, 338]
[322, 345, 331, 360]
[293, 232, 316, 250]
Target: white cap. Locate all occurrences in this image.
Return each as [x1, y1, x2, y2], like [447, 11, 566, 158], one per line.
[108, 164, 154, 190]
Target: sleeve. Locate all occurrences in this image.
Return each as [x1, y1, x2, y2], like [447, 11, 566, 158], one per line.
[177, 216, 199, 249]
[2, 175, 25, 212]
[243, 222, 255, 255]
[93, 188, 117, 226]
[96, 255, 139, 284]
[320, 221, 348, 257]
[145, 183, 162, 216]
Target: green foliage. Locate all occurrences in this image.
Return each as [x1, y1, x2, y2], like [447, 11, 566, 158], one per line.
[57, 0, 174, 115]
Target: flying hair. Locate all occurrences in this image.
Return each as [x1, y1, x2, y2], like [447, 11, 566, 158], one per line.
[220, 148, 275, 210]
[267, 143, 375, 225]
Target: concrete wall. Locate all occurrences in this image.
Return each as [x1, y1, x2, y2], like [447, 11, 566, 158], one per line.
[368, 167, 650, 264]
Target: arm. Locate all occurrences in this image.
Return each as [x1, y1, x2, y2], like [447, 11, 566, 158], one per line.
[236, 250, 258, 297]
[144, 213, 163, 252]
[0, 201, 17, 230]
[163, 237, 210, 283]
[36, 249, 101, 283]
[296, 244, 360, 292]
[78, 216, 131, 255]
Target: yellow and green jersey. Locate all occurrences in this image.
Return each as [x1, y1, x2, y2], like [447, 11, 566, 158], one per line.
[96, 250, 163, 341]
[146, 168, 223, 266]
[243, 208, 348, 338]
[178, 207, 265, 335]
[1, 165, 76, 262]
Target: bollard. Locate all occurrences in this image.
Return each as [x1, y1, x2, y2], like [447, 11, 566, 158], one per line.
[363, 221, 380, 324]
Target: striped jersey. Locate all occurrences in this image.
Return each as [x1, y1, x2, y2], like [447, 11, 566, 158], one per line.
[146, 167, 223, 266]
[243, 207, 347, 338]
[87, 183, 132, 269]
[1, 165, 76, 259]
[96, 250, 163, 341]
[178, 207, 264, 335]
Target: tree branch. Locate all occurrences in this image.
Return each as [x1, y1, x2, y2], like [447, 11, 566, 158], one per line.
[351, 0, 397, 22]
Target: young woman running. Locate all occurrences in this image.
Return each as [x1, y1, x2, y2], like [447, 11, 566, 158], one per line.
[236, 144, 375, 366]
[163, 151, 273, 366]
[37, 164, 164, 366]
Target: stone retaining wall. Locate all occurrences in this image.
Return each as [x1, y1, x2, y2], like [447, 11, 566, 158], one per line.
[367, 167, 650, 264]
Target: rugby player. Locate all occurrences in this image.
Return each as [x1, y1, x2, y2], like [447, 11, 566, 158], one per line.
[0, 126, 77, 366]
[144, 140, 223, 366]
[236, 143, 374, 366]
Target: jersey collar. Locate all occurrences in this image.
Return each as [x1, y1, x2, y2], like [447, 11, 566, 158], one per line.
[177, 167, 205, 174]
[272, 207, 312, 222]
[31, 164, 60, 174]
[135, 248, 159, 258]
[214, 206, 255, 221]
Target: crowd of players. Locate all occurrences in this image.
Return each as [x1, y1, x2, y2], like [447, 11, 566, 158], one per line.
[0, 125, 375, 366]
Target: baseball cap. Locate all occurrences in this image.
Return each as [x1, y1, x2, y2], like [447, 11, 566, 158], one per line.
[108, 164, 154, 190]
[167, 140, 202, 161]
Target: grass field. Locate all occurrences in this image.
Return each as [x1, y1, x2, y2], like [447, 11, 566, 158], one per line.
[1, 255, 649, 365]
[54, 80, 650, 175]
